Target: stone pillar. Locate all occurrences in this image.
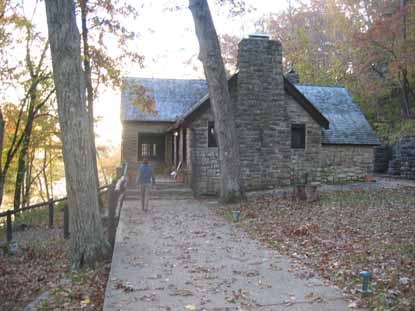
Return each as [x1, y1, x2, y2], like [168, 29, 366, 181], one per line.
[236, 34, 291, 190]
[186, 128, 192, 169]
[173, 131, 178, 167]
[165, 133, 173, 167]
[179, 128, 184, 165]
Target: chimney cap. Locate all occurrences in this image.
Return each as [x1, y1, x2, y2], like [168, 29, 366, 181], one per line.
[248, 33, 270, 40]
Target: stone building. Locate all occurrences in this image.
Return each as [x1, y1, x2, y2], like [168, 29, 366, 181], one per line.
[121, 35, 380, 195]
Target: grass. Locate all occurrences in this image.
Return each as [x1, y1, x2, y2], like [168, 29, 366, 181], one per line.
[220, 187, 415, 311]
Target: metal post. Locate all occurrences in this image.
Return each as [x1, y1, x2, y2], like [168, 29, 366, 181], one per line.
[48, 200, 54, 229]
[6, 211, 12, 242]
[63, 204, 69, 239]
[359, 271, 372, 296]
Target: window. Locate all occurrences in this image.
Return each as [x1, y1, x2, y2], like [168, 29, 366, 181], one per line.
[291, 124, 306, 149]
[141, 144, 152, 157]
[208, 121, 218, 147]
[138, 133, 165, 160]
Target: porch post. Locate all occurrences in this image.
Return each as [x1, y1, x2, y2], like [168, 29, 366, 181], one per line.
[165, 133, 173, 167]
[179, 128, 184, 165]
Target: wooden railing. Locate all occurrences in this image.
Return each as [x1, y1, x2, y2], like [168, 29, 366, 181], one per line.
[1, 163, 128, 244]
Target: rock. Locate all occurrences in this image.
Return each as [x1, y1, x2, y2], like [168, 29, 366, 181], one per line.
[399, 277, 409, 285]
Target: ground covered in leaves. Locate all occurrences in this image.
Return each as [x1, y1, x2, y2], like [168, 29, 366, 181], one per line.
[0, 205, 110, 311]
[226, 187, 415, 311]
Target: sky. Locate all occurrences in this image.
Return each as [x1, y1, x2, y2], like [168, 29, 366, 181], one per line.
[16, 0, 291, 148]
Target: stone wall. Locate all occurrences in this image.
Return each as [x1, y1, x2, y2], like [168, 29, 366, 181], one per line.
[286, 94, 322, 182]
[188, 108, 220, 195]
[121, 121, 172, 183]
[319, 145, 374, 183]
[235, 36, 291, 191]
[387, 136, 415, 179]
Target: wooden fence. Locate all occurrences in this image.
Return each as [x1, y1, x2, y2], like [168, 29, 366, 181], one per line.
[1, 163, 128, 244]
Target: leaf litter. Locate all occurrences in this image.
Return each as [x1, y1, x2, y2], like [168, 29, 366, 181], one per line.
[220, 186, 415, 310]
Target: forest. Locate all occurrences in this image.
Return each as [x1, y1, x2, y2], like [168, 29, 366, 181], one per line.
[0, 0, 414, 210]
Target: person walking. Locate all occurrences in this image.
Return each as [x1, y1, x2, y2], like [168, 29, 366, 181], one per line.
[136, 158, 155, 212]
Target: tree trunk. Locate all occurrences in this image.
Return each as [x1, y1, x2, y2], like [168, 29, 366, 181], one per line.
[0, 109, 4, 207]
[80, 0, 102, 199]
[22, 149, 35, 207]
[44, 0, 109, 270]
[189, 0, 241, 202]
[400, 0, 411, 117]
[400, 68, 411, 117]
[42, 146, 51, 201]
[13, 98, 35, 211]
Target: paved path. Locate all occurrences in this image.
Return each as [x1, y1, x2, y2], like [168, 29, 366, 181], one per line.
[104, 181, 360, 311]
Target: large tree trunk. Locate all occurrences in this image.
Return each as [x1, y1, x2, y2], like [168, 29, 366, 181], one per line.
[189, 0, 241, 202]
[44, 0, 108, 270]
[80, 0, 101, 199]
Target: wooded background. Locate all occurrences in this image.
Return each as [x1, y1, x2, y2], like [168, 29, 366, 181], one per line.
[1, 0, 414, 210]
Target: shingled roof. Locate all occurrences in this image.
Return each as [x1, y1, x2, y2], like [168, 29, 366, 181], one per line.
[295, 84, 380, 145]
[121, 78, 207, 122]
[121, 77, 379, 146]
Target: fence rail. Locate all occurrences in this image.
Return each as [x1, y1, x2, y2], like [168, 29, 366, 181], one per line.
[1, 163, 128, 243]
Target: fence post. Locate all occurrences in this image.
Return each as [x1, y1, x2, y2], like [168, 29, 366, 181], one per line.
[108, 180, 118, 249]
[63, 203, 69, 239]
[48, 200, 54, 229]
[6, 211, 12, 242]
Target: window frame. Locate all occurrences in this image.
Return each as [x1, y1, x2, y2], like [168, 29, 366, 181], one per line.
[208, 121, 218, 148]
[291, 124, 306, 149]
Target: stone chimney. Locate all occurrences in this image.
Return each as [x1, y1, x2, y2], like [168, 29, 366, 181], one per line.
[235, 34, 291, 191]
[285, 68, 300, 84]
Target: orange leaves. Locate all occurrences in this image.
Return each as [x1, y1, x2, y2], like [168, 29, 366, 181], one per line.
[124, 82, 158, 115]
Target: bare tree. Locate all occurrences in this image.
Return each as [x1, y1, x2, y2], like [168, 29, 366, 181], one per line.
[44, 0, 108, 269]
[189, 0, 241, 202]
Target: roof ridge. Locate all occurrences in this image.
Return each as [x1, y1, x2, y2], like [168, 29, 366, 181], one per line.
[295, 83, 346, 88]
[123, 77, 207, 82]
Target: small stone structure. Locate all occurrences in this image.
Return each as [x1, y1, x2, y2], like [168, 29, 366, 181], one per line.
[387, 136, 415, 179]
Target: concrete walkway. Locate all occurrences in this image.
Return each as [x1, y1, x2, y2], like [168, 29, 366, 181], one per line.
[103, 180, 361, 311]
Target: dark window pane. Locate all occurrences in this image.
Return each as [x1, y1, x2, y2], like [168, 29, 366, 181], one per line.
[208, 121, 218, 147]
[291, 124, 305, 149]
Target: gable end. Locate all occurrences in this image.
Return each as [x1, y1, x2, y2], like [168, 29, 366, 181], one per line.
[284, 77, 329, 129]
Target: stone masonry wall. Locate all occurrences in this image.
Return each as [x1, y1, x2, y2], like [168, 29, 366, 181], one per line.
[320, 145, 374, 183]
[286, 94, 322, 182]
[235, 37, 291, 191]
[188, 108, 220, 195]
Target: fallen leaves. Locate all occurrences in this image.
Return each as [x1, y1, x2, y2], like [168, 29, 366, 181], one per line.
[0, 213, 111, 311]
[223, 187, 415, 311]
